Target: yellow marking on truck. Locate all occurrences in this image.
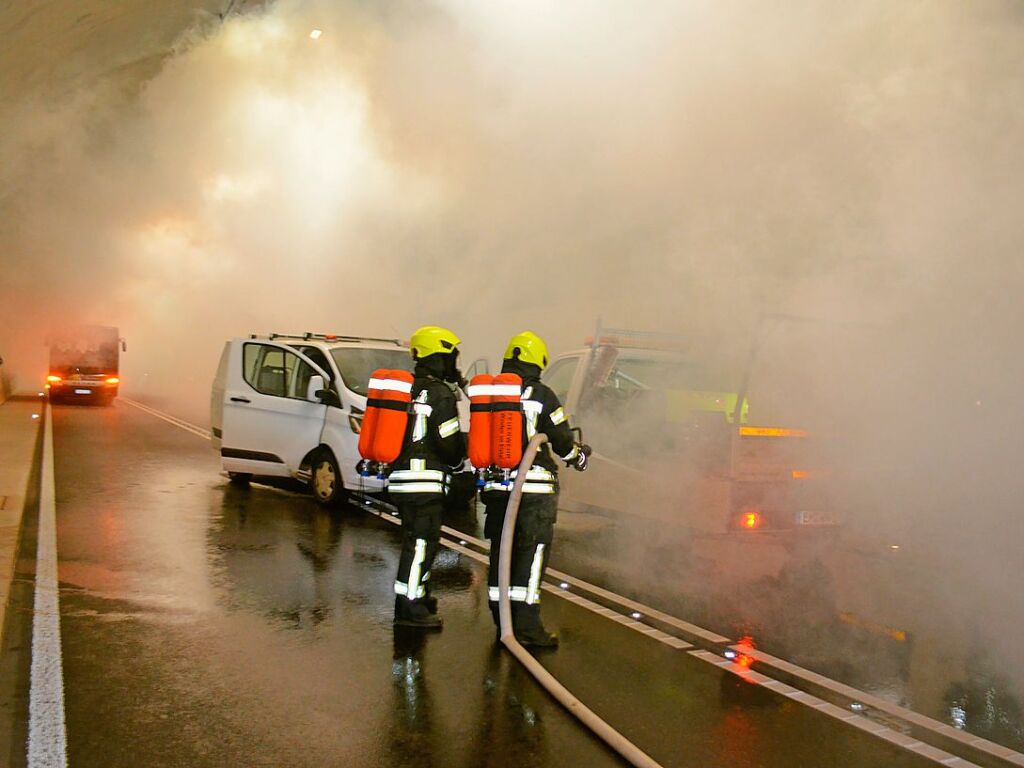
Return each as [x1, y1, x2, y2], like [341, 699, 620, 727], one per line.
[739, 426, 809, 438]
[839, 612, 907, 642]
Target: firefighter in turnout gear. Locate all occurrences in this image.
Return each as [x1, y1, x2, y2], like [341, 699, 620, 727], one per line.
[390, 326, 467, 628]
[483, 331, 590, 647]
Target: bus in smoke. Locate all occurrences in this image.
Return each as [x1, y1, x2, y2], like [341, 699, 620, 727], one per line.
[45, 325, 125, 405]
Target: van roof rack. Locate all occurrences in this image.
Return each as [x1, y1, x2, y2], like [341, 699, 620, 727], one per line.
[264, 332, 406, 346]
[585, 318, 689, 352]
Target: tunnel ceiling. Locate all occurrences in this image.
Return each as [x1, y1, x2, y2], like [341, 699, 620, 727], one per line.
[0, 1, 263, 114]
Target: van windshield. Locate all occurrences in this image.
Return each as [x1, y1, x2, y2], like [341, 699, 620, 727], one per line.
[607, 356, 731, 393]
[330, 347, 412, 396]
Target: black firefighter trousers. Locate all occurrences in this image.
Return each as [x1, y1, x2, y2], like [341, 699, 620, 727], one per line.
[394, 498, 443, 616]
[484, 494, 558, 628]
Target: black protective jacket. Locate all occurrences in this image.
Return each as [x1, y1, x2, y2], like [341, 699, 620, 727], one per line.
[387, 356, 466, 502]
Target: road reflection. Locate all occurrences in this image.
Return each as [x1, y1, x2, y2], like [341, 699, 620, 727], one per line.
[209, 482, 355, 633]
[550, 503, 1024, 753]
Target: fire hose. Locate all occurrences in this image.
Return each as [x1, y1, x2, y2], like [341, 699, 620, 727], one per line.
[497, 434, 664, 768]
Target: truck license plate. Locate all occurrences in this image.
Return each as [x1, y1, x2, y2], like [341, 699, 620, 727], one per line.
[74, 389, 91, 395]
[795, 510, 840, 526]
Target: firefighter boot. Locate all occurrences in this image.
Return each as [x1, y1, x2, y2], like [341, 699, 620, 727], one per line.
[512, 604, 558, 648]
[394, 596, 443, 629]
[423, 586, 438, 615]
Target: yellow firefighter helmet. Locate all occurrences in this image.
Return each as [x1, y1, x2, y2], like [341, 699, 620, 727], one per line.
[503, 331, 549, 370]
[410, 326, 461, 359]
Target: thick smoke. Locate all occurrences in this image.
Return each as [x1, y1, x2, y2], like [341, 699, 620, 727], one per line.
[2, 0, 1024, 730]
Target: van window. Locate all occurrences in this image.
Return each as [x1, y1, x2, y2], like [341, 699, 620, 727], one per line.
[330, 347, 411, 396]
[244, 343, 316, 399]
[295, 346, 333, 379]
[542, 357, 579, 403]
[243, 344, 262, 389]
[294, 357, 323, 399]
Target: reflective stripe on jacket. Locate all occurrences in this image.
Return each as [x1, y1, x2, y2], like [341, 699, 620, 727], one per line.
[387, 372, 466, 499]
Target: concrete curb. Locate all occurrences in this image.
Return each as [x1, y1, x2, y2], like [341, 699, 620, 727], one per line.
[0, 396, 45, 648]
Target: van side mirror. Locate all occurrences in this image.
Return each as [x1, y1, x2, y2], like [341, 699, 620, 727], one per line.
[307, 375, 326, 402]
[313, 383, 341, 407]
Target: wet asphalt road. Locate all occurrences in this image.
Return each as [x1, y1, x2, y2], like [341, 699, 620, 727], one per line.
[2, 402, 944, 767]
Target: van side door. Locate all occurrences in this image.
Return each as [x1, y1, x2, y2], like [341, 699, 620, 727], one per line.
[220, 340, 331, 477]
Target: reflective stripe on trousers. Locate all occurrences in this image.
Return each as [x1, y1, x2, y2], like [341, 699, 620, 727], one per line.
[389, 469, 448, 483]
[488, 543, 545, 605]
[389, 482, 448, 494]
[526, 543, 545, 604]
[483, 481, 554, 494]
[395, 538, 428, 599]
[488, 585, 529, 602]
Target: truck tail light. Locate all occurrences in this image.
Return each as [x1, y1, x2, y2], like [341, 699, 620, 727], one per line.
[47, 375, 62, 383]
[105, 377, 120, 384]
[740, 511, 763, 530]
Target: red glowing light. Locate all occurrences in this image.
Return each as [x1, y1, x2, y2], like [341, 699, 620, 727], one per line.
[734, 634, 756, 669]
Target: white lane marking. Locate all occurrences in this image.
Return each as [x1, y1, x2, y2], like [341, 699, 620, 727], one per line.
[724, 643, 1023, 765]
[439, 523, 730, 644]
[28, 403, 68, 767]
[686, 649, 984, 767]
[132, 401, 1018, 768]
[382, 508, 700, 654]
[118, 398, 211, 440]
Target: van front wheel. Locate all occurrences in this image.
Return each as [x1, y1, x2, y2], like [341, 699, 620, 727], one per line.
[311, 451, 345, 506]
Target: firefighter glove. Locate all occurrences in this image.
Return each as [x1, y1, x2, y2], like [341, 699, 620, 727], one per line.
[572, 444, 591, 472]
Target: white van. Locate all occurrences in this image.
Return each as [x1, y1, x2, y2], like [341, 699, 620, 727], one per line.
[210, 333, 415, 504]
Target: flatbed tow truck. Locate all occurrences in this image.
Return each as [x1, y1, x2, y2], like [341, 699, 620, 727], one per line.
[548, 321, 838, 540]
